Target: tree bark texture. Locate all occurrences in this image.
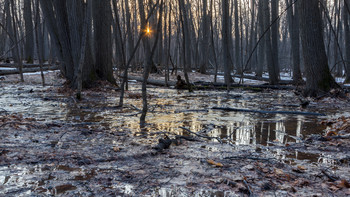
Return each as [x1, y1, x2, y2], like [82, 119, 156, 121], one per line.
[24, 0, 34, 62]
[222, 0, 232, 89]
[263, 0, 278, 85]
[93, 0, 116, 84]
[299, 0, 338, 96]
[286, 0, 302, 84]
[344, 0, 350, 83]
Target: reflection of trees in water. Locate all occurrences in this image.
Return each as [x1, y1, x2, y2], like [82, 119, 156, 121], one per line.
[275, 120, 286, 144]
[235, 122, 255, 145]
[295, 116, 303, 143]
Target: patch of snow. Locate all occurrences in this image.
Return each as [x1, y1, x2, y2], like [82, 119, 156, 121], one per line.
[23, 70, 58, 75]
[0, 67, 16, 71]
[335, 77, 345, 84]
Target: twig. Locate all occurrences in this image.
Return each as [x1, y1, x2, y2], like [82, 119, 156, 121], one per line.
[243, 179, 254, 197]
[174, 109, 209, 113]
[224, 156, 275, 161]
[129, 104, 141, 111]
[56, 130, 70, 147]
[321, 169, 339, 182]
[124, 112, 142, 117]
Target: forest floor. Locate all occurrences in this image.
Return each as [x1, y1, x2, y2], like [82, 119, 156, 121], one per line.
[1, 71, 350, 196]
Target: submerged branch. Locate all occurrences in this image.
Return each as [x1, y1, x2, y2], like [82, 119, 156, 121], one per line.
[212, 107, 326, 116]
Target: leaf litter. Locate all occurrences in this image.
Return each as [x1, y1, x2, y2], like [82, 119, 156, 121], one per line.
[0, 71, 350, 196]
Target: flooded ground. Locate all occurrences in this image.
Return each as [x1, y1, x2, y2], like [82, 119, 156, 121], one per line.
[1, 71, 350, 196]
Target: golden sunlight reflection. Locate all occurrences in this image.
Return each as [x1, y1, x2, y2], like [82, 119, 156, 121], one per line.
[61, 85, 331, 165]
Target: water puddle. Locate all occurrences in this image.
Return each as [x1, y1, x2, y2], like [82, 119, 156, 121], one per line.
[0, 84, 333, 159]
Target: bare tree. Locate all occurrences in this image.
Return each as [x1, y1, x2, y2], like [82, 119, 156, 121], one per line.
[234, 0, 241, 74]
[344, 0, 350, 83]
[24, 0, 34, 63]
[256, 0, 265, 77]
[222, 0, 232, 90]
[299, 0, 339, 96]
[124, 0, 135, 68]
[271, 0, 280, 79]
[39, 0, 111, 88]
[286, 0, 302, 84]
[93, 0, 116, 84]
[8, 0, 24, 82]
[263, 0, 278, 85]
[34, 0, 45, 86]
[199, 0, 209, 74]
[179, 0, 192, 91]
[138, 0, 158, 126]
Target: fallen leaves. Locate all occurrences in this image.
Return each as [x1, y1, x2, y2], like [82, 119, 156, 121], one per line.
[328, 180, 350, 191]
[0, 113, 45, 130]
[339, 179, 350, 188]
[321, 116, 350, 135]
[207, 159, 223, 167]
[292, 165, 307, 173]
[113, 146, 122, 152]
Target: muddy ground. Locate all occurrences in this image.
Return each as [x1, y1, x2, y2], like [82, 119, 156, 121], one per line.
[1, 71, 350, 196]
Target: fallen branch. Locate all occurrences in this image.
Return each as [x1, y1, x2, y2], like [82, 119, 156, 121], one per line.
[0, 65, 59, 75]
[0, 63, 52, 68]
[121, 75, 176, 86]
[212, 107, 326, 116]
[209, 83, 295, 90]
[224, 156, 276, 161]
[174, 109, 209, 113]
[233, 74, 292, 85]
[207, 72, 293, 84]
[124, 75, 295, 90]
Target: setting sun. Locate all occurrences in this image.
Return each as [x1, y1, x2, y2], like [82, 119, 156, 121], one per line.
[145, 26, 151, 35]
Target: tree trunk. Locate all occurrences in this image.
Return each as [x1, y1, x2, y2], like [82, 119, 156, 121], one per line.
[39, 0, 103, 88]
[271, 0, 280, 79]
[35, 0, 45, 86]
[179, 0, 192, 92]
[299, 0, 339, 96]
[138, 0, 157, 127]
[222, 0, 232, 90]
[256, 0, 265, 77]
[263, 0, 278, 85]
[344, 0, 350, 83]
[199, 0, 209, 74]
[24, 0, 34, 63]
[248, 0, 257, 72]
[234, 0, 241, 74]
[93, 0, 116, 84]
[9, 0, 24, 82]
[124, 0, 135, 68]
[286, 0, 302, 84]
